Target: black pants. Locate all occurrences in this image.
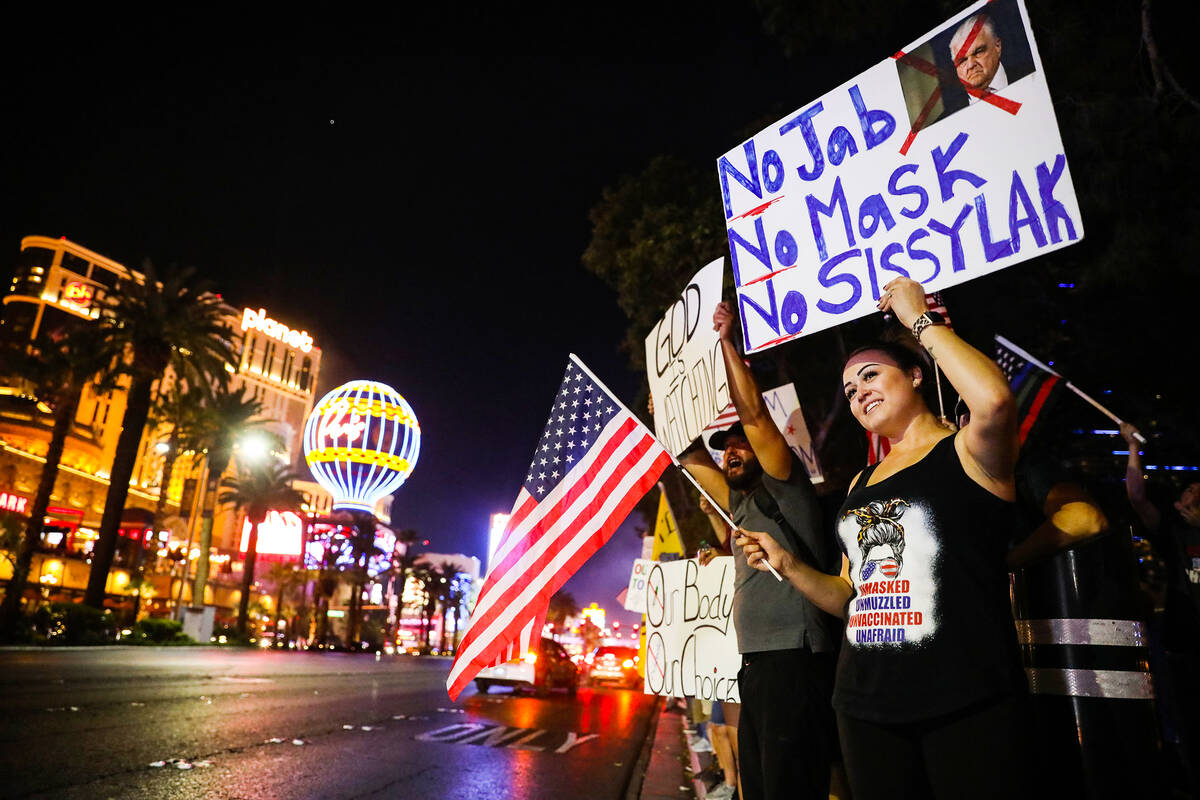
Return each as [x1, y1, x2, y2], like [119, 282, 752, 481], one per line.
[737, 648, 837, 800]
[838, 693, 1040, 800]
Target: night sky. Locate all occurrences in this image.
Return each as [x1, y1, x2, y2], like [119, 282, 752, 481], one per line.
[6, 4, 956, 624]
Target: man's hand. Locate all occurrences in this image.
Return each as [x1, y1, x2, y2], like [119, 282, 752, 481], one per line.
[734, 528, 795, 576]
[713, 301, 736, 342]
[1177, 503, 1200, 528]
[697, 544, 718, 566]
[1120, 423, 1142, 448]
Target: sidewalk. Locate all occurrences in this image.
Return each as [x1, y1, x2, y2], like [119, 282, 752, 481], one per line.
[632, 699, 715, 800]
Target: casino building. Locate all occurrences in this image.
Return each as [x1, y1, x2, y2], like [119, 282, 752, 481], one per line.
[0, 235, 329, 620]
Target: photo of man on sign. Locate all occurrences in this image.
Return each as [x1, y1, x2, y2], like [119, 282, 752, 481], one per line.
[895, 0, 1036, 127]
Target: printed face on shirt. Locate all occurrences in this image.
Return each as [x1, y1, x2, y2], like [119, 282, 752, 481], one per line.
[954, 26, 1003, 90]
[839, 498, 939, 647]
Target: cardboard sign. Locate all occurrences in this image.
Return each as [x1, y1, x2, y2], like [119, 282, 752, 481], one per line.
[623, 559, 655, 613]
[717, 0, 1082, 353]
[645, 259, 730, 455]
[642, 558, 740, 702]
[701, 383, 824, 484]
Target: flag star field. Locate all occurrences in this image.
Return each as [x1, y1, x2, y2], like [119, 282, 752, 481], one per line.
[524, 362, 620, 498]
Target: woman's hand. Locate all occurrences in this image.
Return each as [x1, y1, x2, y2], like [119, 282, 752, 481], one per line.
[697, 544, 718, 566]
[878, 276, 927, 329]
[734, 528, 794, 576]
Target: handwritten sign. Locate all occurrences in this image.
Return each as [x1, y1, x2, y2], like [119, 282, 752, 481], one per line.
[645, 259, 730, 455]
[641, 558, 740, 702]
[702, 383, 823, 484]
[623, 559, 654, 613]
[717, 0, 1081, 353]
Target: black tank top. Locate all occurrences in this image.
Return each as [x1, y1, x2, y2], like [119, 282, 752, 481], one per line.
[833, 433, 1025, 723]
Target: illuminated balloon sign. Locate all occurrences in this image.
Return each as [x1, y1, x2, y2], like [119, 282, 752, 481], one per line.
[302, 380, 420, 513]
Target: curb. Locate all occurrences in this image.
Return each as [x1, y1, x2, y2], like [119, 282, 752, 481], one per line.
[624, 695, 664, 800]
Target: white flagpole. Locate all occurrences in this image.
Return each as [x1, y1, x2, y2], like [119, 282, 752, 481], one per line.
[674, 464, 784, 583]
[994, 336, 1147, 444]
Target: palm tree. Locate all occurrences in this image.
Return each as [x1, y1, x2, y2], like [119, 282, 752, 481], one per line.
[0, 326, 124, 639]
[131, 383, 207, 620]
[189, 386, 265, 607]
[218, 460, 304, 637]
[265, 561, 305, 646]
[341, 512, 386, 649]
[84, 263, 236, 609]
[432, 562, 466, 654]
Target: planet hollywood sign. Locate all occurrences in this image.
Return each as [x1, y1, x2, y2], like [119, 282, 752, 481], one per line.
[241, 307, 315, 353]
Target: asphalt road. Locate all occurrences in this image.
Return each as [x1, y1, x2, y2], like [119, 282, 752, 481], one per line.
[0, 647, 659, 800]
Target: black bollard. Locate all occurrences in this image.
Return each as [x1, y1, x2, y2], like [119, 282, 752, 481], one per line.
[1010, 525, 1164, 799]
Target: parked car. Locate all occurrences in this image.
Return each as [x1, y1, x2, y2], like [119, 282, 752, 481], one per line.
[475, 637, 579, 697]
[584, 645, 642, 690]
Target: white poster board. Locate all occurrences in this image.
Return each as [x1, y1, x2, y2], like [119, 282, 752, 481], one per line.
[702, 383, 824, 484]
[623, 559, 654, 613]
[717, 0, 1082, 353]
[645, 259, 730, 455]
[641, 557, 740, 703]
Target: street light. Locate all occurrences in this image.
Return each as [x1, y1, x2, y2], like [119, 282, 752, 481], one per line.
[238, 433, 271, 464]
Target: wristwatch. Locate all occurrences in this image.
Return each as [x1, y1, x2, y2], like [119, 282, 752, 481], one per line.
[911, 311, 945, 341]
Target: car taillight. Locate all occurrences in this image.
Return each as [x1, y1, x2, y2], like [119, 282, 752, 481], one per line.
[622, 659, 634, 668]
[524, 653, 538, 664]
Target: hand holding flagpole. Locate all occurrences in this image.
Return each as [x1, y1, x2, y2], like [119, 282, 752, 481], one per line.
[675, 463, 784, 582]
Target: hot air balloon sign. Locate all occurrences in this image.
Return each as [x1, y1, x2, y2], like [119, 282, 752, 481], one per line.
[302, 380, 421, 513]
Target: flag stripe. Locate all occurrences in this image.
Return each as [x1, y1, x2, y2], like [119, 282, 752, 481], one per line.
[448, 440, 668, 698]
[475, 417, 642, 609]
[454, 425, 655, 671]
[1018, 375, 1059, 443]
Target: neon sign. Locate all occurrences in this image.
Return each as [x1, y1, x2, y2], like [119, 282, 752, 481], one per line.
[241, 307, 314, 353]
[0, 491, 28, 514]
[241, 510, 304, 557]
[302, 380, 421, 514]
[62, 281, 94, 310]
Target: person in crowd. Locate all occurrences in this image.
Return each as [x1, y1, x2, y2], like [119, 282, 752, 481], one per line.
[1121, 423, 1200, 793]
[697, 496, 741, 800]
[736, 276, 1033, 799]
[679, 301, 841, 800]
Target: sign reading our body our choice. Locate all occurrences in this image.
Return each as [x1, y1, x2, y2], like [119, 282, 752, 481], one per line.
[645, 259, 730, 456]
[717, 0, 1082, 353]
[641, 557, 740, 703]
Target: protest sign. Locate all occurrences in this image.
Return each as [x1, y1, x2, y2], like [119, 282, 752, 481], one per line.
[650, 490, 685, 561]
[645, 259, 730, 454]
[717, 0, 1082, 353]
[702, 383, 823, 483]
[641, 557, 740, 702]
[623, 559, 654, 613]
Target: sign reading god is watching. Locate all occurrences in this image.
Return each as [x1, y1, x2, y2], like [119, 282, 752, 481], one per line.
[242, 307, 315, 353]
[717, 0, 1082, 353]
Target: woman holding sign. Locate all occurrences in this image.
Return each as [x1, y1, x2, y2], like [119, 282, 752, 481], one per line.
[736, 276, 1032, 799]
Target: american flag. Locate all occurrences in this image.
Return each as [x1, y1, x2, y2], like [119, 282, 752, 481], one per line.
[924, 292, 952, 327]
[446, 355, 671, 700]
[994, 336, 1062, 444]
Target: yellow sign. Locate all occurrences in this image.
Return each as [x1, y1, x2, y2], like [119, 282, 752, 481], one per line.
[651, 491, 684, 560]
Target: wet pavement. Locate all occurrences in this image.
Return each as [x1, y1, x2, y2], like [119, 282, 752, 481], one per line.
[0, 647, 658, 799]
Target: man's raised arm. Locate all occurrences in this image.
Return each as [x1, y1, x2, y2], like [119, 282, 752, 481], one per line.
[714, 301, 794, 480]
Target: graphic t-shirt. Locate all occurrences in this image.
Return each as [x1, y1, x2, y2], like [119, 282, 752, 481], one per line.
[833, 433, 1025, 723]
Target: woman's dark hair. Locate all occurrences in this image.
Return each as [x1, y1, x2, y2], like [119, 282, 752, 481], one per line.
[843, 339, 938, 410]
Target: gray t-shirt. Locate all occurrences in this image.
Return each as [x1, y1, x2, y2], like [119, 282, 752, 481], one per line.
[729, 457, 838, 654]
